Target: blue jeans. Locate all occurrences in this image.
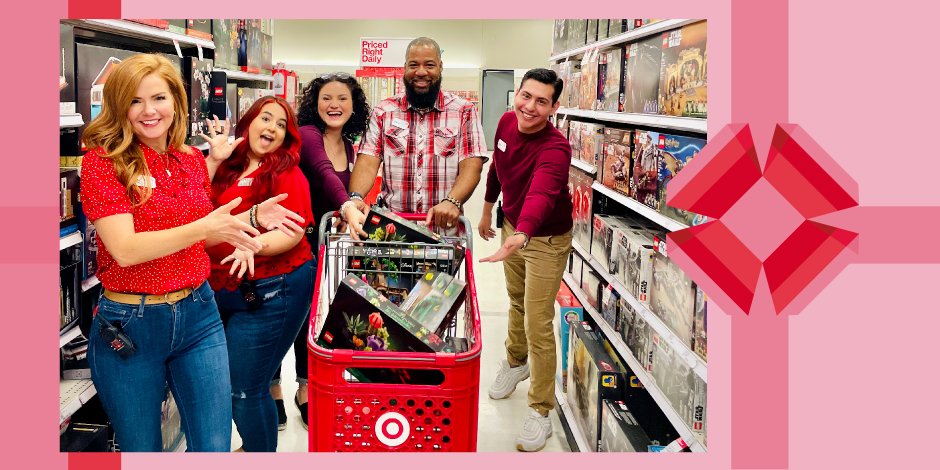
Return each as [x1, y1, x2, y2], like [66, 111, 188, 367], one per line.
[273, 256, 317, 387]
[215, 260, 314, 452]
[88, 282, 232, 452]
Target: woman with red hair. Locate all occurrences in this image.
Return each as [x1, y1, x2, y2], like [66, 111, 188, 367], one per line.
[202, 96, 314, 452]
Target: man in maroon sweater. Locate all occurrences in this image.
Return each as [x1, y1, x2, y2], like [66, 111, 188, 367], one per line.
[479, 68, 573, 452]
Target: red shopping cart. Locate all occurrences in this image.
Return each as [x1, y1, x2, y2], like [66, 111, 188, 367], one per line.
[307, 213, 482, 452]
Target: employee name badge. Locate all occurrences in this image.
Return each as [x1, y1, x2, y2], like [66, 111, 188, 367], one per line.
[135, 175, 157, 188]
[392, 118, 409, 130]
[497, 139, 507, 152]
[238, 178, 253, 187]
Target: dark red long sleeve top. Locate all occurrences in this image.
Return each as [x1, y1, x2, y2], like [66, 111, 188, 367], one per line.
[484, 111, 573, 237]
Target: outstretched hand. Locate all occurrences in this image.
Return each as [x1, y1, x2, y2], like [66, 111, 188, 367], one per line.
[198, 115, 245, 163]
[203, 197, 263, 253]
[256, 193, 306, 235]
[479, 233, 527, 263]
[221, 247, 256, 278]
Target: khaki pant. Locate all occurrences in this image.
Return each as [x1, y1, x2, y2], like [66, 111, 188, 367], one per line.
[502, 220, 572, 416]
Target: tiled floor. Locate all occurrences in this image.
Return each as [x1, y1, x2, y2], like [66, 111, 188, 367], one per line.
[240, 155, 570, 452]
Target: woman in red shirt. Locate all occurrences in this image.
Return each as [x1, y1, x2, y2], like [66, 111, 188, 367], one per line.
[80, 54, 304, 452]
[203, 96, 314, 452]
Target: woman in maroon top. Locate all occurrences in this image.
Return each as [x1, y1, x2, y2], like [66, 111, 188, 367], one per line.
[271, 72, 370, 428]
[202, 96, 314, 452]
[80, 54, 304, 452]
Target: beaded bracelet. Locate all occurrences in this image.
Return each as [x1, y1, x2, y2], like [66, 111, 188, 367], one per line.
[249, 204, 259, 228]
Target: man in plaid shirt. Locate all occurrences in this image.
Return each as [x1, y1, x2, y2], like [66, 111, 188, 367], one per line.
[341, 37, 488, 236]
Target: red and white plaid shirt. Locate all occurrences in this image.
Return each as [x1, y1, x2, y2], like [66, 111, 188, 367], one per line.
[358, 91, 488, 213]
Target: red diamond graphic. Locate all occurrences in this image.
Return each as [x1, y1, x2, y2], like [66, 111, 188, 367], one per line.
[722, 178, 804, 262]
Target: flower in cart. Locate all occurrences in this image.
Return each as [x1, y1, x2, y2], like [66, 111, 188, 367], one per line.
[366, 334, 386, 351]
[385, 223, 396, 240]
[369, 312, 383, 330]
[352, 335, 364, 349]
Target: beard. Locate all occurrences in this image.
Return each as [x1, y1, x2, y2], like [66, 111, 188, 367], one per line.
[404, 78, 442, 110]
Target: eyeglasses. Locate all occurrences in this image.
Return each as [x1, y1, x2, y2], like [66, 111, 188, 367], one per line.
[318, 72, 354, 80]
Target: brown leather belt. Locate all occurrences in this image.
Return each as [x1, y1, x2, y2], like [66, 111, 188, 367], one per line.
[103, 283, 201, 305]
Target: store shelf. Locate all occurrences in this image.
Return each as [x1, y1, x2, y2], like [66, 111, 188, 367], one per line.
[60, 113, 84, 129]
[81, 275, 100, 293]
[571, 240, 706, 383]
[68, 19, 214, 49]
[60, 231, 82, 251]
[556, 108, 707, 135]
[215, 68, 275, 83]
[549, 19, 700, 62]
[570, 157, 597, 174]
[59, 379, 97, 426]
[554, 382, 591, 452]
[60, 324, 82, 349]
[592, 181, 688, 232]
[562, 272, 706, 452]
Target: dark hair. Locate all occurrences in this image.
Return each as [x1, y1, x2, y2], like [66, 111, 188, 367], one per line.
[521, 68, 564, 104]
[296, 73, 370, 141]
[212, 96, 302, 203]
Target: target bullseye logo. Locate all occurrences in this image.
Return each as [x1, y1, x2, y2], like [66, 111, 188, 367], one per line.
[374, 411, 410, 447]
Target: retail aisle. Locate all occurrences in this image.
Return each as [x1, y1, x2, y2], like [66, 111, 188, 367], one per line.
[254, 155, 570, 452]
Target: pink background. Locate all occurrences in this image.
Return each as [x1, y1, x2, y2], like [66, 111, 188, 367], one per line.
[12, 0, 936, 469]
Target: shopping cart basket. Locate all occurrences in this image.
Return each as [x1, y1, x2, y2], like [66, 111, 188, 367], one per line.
[307, 212, 482, 452]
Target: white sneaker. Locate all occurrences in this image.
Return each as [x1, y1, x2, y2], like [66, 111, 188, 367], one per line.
[488, 359, 530, 400]
[515, 409, 552, 452]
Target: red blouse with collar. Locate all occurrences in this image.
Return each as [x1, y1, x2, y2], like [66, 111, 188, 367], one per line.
[205, 166, 313, 292]
[80, 144, 214, 294]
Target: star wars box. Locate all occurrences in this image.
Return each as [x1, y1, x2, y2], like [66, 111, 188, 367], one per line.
[212, 19, 241, 71]
[601, 128, 632, 195]
[650, 243, 696, 347]
[619, 224, 656, 306]
[186, 19, 213, 40]
[567, 119, 581, 157]
[552, 20, 568, 55]
[579, 49, 600, 110]
[692, 289, 708, 360]
[399, 271, 467, 338]
[600, 284, 620, 330]
[624, 303, 653, 372]
[616, 296, 635, 344]
[650, 330, 707, 436]
[600, 399, 652, 452]
[553, 61, 574, 108]
[586, 19, 599, 44]
[569, 166, 593, 251]
[568, 71, 582, 110]
[600, 47, 625, 112]
[608, 19, 634, 36]
[597, 20, 610, 41]
[624, 35, 663, 114]
[658, 132, 708, 225]
[591, 214, 628, 275]
[567, 321, 627, 451]
[566, 19, 587, 51]
[659, 22, 707, 118]
[579, 122, 604, 167]
[556, 281, 584, 392]
[186, 57, 214, 147]
[631, 130, 663, 210]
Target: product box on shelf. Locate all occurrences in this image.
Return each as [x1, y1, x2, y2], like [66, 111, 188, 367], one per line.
[237, 87, 273, 121]
[260, 19, 274, 35]
[658, 132, 708, 225]
[567, 120, 582, 160]
[616, 296, 635, 345]
[61, 336, 90, 380]
[208, 71, 228, 124]
[552, 19, 568, 55]
[567, 321, 627, 452]
[591, 214, 627, 275]
[566, 19, 587, 51]
[225, 82, 239, 127]
[186, 57, 214, 147]
[579, 122, 605, 167]
[556, 281, 584, 392]
[692, 288, 707, 360]
[60, 248, 80, 334]
[77, 210, 98, 281]
[659, 21, 707, 118]
[568, 71, 582, 111]
[166, 19, 186, 35]
[580, 266, 606, 311]
[399, 271, 467, 338]
[608, 19, 634, 36]
[579, 49, 600, 110]
[624, 302, 653, 372]
[623, 35, 663, 114]
[60, 24, 76, 111]
[600, 47, 625, 112]
[60, 168, 79, 222]
[569, 166, 594, 252]
[631, 130, 662, 210]
[600, 399, 652, 452]
[620, 225, 656, 305]
[60, 422, 109, 452]
[212, 19, 241, 71]
[600, 285, 620, 331]
[650, 330, 708, 436]
[586, 19, 599, 44]
[186, 19, 213, 40]
[569, 250, 585, 284]
[601, 128, 632, 196]
[650, 243, 696, 348]
[597, 19, 610, 41]
[241, 19, 262, 73]
[259, 32, 273, 72]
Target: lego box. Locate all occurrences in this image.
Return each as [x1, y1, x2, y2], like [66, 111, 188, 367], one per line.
[658, 132, 708, 226]
[399, 271, 467, 338]
[568, 321, 627, 451]
[650, 242, 696, 347]
[600, 399, 652, 452]
[360, 207, 464, 273]
[552, 19, 568, 56]
[187, 57, 214, 147]
[649, 330, 707, 437]
[601, 128, 632, 196]
[600, 285, 620, 331]
[212, 19, 241, 71]
[186, 19, 213, 40]
[659, 22, 707, 118]
[601, 47, 625, 112]
[566, 19, 587, 51]
[692, 288, 708, 360]
[621, 226, 656, 306]
[580, 123, 605, 167]
[569, 166, 594, 251]
[579, 49, 600, 110]
[556, 281, 584, 392]
[623, 35, 663, 114]
[631, 130, 662, 210]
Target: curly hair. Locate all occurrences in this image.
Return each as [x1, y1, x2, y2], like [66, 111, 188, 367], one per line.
[296, 73, 370, 141]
